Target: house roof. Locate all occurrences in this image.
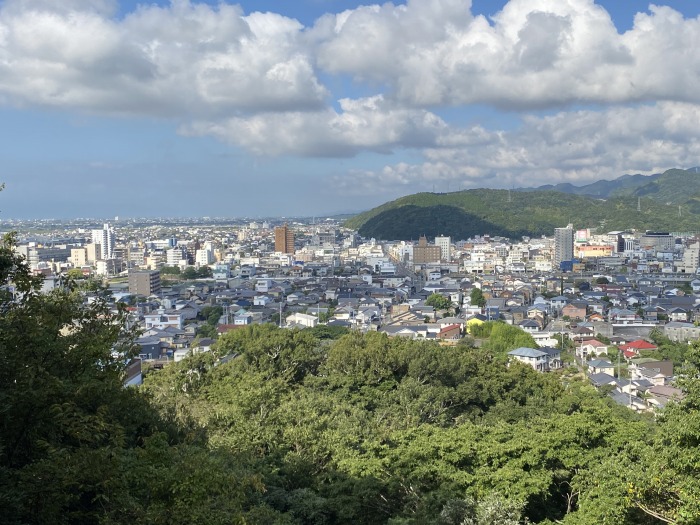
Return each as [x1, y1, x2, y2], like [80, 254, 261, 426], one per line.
[588, 359, 614, 368]
[508, 347, 547, 358]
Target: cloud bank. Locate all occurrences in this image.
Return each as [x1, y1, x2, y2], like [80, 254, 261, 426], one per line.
[1, 0, 699, 192]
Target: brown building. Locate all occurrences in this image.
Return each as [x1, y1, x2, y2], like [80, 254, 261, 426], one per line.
[275, 224, 295, 254]
[413, 236, 441, 264]
[128, 270, 162, 297]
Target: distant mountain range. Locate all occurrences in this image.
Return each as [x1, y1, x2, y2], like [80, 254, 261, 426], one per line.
[345, 168, 700, 240]
[520, 167, 700, 202]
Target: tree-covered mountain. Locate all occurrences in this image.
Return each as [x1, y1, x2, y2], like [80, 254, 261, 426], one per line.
[346, 170, 700, 240]
[522, 167, 700, 201]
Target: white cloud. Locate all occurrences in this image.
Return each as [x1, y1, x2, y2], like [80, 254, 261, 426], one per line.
[183, 95, 449, 156]
[0, 0, 326, 115]
[313, 0, 700, 108]
[1, 0, 700, 195]
[329, 102, 700, 197]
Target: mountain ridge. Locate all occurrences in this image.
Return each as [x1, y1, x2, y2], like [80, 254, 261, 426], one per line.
[346, 168, 700, 240]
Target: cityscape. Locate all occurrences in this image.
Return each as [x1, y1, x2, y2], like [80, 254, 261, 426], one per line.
[3, 0, 700, 523]
[10, 217, 700, 407]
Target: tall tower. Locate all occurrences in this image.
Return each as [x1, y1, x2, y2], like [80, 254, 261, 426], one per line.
[554, 224, 574, 268]
[91, 223, 115, 260]
[275, 224, 295, 254]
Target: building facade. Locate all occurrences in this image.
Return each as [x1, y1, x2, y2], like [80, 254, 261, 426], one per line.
[275, 224, 295, 254]
[128, 270, 162, 297]
[554, 224, 574, 267]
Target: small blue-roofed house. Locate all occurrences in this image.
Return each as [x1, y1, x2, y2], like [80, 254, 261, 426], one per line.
[508, 347, 549, 372]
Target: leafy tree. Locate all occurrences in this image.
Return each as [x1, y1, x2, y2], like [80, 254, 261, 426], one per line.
[0, 232, 258, 523]
[160, 265, 181, 275]
[426, 293, 451, 310]
[470, 287, 486, 308]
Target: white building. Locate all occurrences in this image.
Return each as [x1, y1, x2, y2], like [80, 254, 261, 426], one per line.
[434, 236, 451, 261]
[91, 223, 115, 260]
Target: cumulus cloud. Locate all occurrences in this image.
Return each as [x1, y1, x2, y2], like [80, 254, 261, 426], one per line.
[1, 0, 700, 195]
[0, 0, 326, 115]
[183, 95, 449, 156]
[329, 102, 700, 197]
[313, 0, 700, 108]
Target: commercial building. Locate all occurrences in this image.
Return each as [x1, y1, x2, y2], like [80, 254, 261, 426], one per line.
[434, 235, 451, 261]
[413, 236, 441, 264]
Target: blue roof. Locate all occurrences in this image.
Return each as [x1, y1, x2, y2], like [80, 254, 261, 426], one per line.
[508, 347, 547, 358]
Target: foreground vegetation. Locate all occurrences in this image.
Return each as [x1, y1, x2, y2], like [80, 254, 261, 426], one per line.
[3, 234, 700, 523]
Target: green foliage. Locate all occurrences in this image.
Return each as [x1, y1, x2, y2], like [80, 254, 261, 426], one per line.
[470, 288, 486, 308]
[160, 265, 182, 275]
[0, 233, 259, 523]
[426, 293, 452, 310]
[345, 173, 700, 239]
[182, 266, 213, 279]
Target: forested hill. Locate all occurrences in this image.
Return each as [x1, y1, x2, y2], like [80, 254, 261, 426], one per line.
[140, 324, 700, 524]
[346, 168, 700, 240]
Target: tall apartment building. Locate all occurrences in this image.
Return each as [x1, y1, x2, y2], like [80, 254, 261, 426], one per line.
[434, 236, 451, 261]
[91, 223, 115, 260]
[275, 224, 295, 254]
[128, 270, 162, 297]
[413, 236, 441, 264]
[554, 224, 574, 267]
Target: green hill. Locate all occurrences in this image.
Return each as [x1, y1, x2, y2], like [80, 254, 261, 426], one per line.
[346, 185, 700, 240]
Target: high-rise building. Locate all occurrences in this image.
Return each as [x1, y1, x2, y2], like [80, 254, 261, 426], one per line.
[128, 270, 161, 297]
[554, 224, 574, 267]
[434, 236, 451, 261]
[91, 223, 114, 260]
[275, 224, 295, 254]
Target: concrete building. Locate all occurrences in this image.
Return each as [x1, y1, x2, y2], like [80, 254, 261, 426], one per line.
[71, 247, 88, 267]
[413, 236, 441, 264]
[275, 224, 295, 254]
[554, 224, 574, 267]
[434, 236, 451, 261]
[91, 223, 115, 260]
[128, 270, 162, 297]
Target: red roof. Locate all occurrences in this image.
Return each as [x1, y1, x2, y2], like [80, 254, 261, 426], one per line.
[619, 339, 657, 352]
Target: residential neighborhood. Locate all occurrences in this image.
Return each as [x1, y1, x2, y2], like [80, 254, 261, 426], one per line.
[8, 218, 700, 412]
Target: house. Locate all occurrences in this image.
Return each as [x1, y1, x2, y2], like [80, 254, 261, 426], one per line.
[587, 359, 615, 375]
[562, 303, 586, 321]
[507, 347, 560, 372]
[629, 360, 673, 386]
[576, 338, 609, 359]
[618, 339, 657, 357]
[438, 324, 462, 341]
[518, 319, 540, 333]
[588, 372, 617, 388]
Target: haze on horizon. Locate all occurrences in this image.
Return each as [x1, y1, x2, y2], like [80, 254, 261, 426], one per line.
[2, 0, 700, 219]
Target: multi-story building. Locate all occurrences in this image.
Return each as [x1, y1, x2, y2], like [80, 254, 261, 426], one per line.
[128, 270, 161, 297]
[554, 224, 574, 267]
[434, 236, 451, 261]
[91, 223, 115, 260]
[275, 224, 295, 254]
[413, 236, 441, 264]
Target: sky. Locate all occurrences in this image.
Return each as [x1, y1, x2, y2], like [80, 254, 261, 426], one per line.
[2, 0, 700, 219]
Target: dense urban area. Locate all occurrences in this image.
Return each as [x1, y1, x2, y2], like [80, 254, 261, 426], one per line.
[4, 216, 700, 524]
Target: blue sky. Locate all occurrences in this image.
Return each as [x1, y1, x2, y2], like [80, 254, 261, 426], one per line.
[1, 0, 700, 218]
